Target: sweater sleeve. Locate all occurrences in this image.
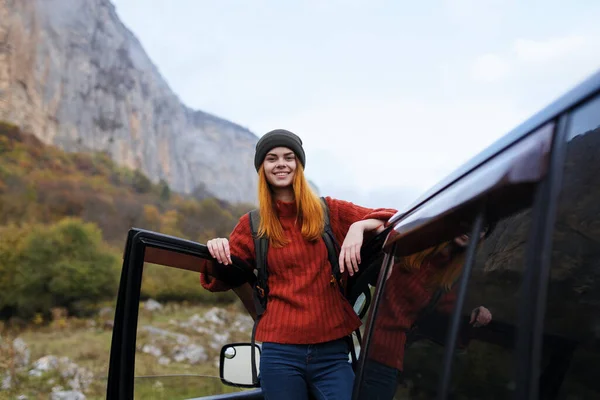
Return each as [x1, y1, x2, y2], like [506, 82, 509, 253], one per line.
[324, 196, 398, 243]
[199, 213, 256, 292]
[435, 289, 457, 315]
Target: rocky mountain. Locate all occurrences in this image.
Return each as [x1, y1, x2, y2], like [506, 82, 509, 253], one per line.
[0, 0, 259, 204]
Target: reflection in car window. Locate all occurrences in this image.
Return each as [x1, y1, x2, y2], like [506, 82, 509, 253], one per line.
[447, 210, 533, 398]
[348, 250, 386, 358]
[541, 94, 600, 398]
[358, 211, 533, 399]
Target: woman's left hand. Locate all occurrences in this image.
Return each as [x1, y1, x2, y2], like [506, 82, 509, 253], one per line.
[339, 222, 364, 276]
[470, 306, 492, 327]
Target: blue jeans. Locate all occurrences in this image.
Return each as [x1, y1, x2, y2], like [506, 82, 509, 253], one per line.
[358, 359, 399, 400]
[259, 338, 354, 400]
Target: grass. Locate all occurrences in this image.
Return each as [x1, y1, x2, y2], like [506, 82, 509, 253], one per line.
[18, 327, 112, 399]
[1, 302, 254, 400]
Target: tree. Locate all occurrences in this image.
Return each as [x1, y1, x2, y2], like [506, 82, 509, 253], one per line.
[0, 224, 31, 313]
[1, 218, 120, 319]
[142, 204, 161, 232]
[158, 179, 171, 202]
[132, 170, 152, 194]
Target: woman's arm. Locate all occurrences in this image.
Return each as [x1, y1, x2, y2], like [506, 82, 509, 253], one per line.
[325, 197, 397, 276]
[199, 213, 256, 292]
[325, 196, 397, 239]
[352, 218, 388, 234]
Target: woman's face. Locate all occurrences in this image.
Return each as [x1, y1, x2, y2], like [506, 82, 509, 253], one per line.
[453, 228, 489, 248]
[263, 147, 297, 189]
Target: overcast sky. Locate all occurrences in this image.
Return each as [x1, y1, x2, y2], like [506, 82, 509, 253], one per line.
[112, 0, 600, 209]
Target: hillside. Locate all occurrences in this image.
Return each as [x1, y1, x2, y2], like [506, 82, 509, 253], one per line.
[0, 121, 254, 248]
[0, 120, 247, 321]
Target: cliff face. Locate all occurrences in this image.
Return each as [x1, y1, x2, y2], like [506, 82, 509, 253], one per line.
[0, 0, 259, 204]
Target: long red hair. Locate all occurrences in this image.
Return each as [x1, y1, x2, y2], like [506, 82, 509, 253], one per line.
[396, 241, 467, 291]
[257, 163, 324, 248]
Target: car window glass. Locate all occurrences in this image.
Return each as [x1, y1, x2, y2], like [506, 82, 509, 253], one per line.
[357, 208, 534, 399]
[133, 260, 254, 399]
[446, 209, 533, 398]
[541, 93, 600, 398]
[347, 250, 384, 363]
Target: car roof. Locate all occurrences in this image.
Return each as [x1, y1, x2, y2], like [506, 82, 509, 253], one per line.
[389, 69, 600, 224]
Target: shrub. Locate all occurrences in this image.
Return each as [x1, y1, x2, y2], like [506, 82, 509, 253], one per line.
[0, 218, 120, 320]
[0, 123, 255, 314]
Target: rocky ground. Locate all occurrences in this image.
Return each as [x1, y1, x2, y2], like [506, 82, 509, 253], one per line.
[137, 301, 253, 368]
[0, 300, 254, 400]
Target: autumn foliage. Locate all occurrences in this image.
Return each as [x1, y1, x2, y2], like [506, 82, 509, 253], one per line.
[0, 122, 255, 320]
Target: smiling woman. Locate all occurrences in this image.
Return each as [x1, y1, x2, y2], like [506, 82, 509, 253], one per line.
[198, 128, 397, 400]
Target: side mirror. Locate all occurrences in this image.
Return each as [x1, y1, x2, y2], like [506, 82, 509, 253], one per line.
[219, 343, 262, 388]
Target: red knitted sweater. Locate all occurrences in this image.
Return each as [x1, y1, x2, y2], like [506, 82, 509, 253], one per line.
[366, 259, 458, 371]
[199, 196, 397, 344]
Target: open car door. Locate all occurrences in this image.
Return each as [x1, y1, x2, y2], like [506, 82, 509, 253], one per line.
[105, 228, 264, 400]
[105, 226, 386, 400]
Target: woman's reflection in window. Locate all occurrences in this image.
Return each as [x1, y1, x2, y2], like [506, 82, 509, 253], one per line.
[360, 225, 494, 400]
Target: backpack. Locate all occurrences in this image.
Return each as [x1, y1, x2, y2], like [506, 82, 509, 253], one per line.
[247, 197, 357, 384]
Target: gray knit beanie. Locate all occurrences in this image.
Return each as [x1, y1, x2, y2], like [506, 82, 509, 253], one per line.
[254, 129, 306, 172]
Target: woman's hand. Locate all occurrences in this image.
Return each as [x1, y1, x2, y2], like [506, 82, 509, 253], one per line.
[470, 306, 492, 327]
[339, 222, 364, 276]
[207, 238, 232, 265]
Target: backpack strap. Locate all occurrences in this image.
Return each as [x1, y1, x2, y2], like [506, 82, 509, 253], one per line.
[248, 209, 268, 317]
[319, 197, 345, 295]
[247, 209, 266, 385]
[319, 197, 360, 370]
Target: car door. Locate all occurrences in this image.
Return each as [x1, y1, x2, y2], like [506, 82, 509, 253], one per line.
[534, 88, 600, 399]
[105, 228, 264, 400]
[351, 118, 556, 400]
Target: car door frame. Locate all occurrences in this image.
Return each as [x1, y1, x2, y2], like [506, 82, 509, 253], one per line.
[106, 228, 260, 400]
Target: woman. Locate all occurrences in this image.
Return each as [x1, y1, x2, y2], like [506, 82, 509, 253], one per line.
[361, 230, 493, 399]
[200, 129, 397, 400]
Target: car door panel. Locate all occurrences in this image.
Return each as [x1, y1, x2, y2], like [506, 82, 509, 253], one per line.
[107, 228, 263, 400]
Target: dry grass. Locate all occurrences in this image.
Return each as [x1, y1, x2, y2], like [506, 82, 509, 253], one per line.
[1, 302, 253, 400]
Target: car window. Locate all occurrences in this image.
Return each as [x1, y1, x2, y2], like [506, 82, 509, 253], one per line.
[353, 119, 554, 399]
[349, 263, 381, 360]
[132, 256, 254, 399]
[445, 209, 534, 397]
[357, 206, 534, 399]
[541, 93, 600, 398]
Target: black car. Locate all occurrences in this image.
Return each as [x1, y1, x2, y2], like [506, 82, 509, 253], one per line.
[106, 68, 600, 400]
